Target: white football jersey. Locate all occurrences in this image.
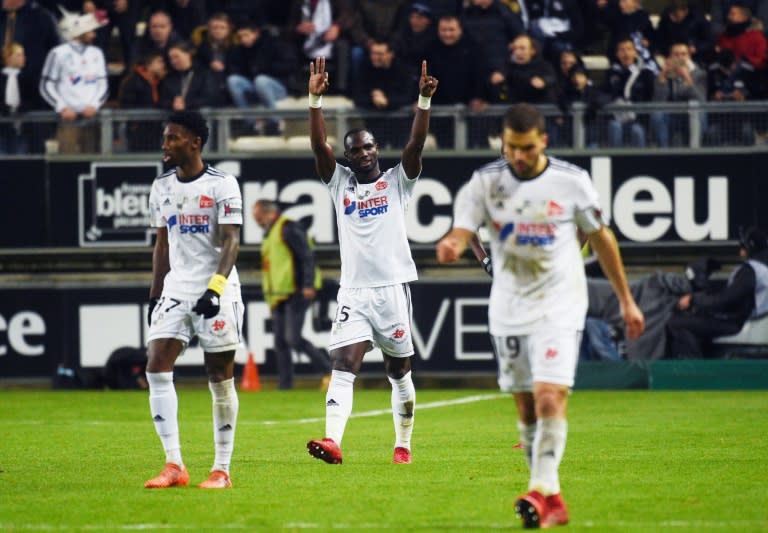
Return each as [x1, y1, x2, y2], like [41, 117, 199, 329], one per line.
[453, 156, 605, 335]
[149, 164, 243, 301]
[327, 162, 418, 288]
[40, 42, 108, 113]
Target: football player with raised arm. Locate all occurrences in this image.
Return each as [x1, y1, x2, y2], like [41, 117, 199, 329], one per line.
[305, 57, 437, 465]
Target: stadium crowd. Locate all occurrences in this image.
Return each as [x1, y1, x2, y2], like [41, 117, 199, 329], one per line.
[0, 0, 767, 153]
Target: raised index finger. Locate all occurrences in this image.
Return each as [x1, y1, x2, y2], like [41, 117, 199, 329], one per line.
[421, 60, 427, 79]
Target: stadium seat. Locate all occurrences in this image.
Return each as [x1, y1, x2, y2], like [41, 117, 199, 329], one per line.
[228, 136, 288, 152]
[711, 314, 768, 358]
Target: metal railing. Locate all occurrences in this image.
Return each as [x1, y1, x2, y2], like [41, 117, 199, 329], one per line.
[1, 100, 766, 156]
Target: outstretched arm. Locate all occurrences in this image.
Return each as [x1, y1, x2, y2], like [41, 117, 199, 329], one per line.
[308, 57, 336, 183]
[402, 60, 439, 179]
[587, 226, 645, 340]
[436, 228, 475, 264]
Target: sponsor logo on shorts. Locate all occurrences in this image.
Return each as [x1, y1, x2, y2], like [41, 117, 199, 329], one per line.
[545, 347, 558, 359]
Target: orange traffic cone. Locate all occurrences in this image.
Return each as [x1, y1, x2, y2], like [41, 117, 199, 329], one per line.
[241, 352, 260, 391]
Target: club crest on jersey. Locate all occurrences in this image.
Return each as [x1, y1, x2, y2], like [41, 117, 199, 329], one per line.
[199, 195, 214, 208]
[375, 180, 388, 191]
[547, 200, 564, 216]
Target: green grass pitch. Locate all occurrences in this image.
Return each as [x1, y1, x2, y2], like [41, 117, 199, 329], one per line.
[1, 388, 766, 531]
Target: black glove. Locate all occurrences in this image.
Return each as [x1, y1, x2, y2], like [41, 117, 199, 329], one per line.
[481, 256, 493, 277]
[148, 296, 160, 327]
[192, 289, 221, 318]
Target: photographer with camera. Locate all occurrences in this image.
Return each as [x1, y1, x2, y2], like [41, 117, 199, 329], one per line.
[667, 227, 768, 358]
[650, 42, 706, 147]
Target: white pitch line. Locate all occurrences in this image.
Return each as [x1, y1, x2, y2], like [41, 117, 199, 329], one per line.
[258, 393, 506, 425]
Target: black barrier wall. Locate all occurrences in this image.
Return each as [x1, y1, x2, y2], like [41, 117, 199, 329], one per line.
[0, 282, 496, 378]
[0, 153, 765, 249]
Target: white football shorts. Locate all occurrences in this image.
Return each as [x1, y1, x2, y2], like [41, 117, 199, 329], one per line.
[491, 326, 581, 392]
[147, 294, 244, 353]
[329, 284, 414, 357]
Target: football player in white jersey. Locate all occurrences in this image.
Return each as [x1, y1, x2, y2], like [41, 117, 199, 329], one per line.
[437, 103, 645, 528]
[305, 57, 437, 465]
[144, 111, 244, 490]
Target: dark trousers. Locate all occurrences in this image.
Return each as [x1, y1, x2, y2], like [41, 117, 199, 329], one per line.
[666, 313, 742, 358]
[272, 295, 331, 389]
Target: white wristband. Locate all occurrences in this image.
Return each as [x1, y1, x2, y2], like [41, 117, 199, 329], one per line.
[417, 95, 431, 110]
[309, 93, 323, 109]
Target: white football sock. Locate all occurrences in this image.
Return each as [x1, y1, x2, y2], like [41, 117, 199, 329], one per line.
[209, 378, 238, 473]
[325, 370, 355, 445]
[517, 419, 537, 469]
[529, 417, 568, 496]
[147, 371, 182, 466]
[388, 371, 415, 449]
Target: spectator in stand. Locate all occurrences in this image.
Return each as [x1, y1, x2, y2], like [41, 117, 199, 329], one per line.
[226, 20, 298, 135]
[194, 12, 235, 106]
[353, 41, 411, 148]
[0, 0, 60, 110]
[285, 0, 352, 92]
[491, 34, 557, 106]
[40, 9, 108, 154]
[716, 3, 767, 74]
[346, 0, 409, 94]
[82, 0, 140, 70]
[710, 0, 768, 36]
[597, 0, 659, 74]
[650, 42, 706, 147]
[147, 0, 207, 40]
[704, 47, 757, 146]
[159, 40, 216, 111]
[0, 42, 34, 153]
[558, 62, 610, 147]
[392, 2, 437, 87]
[425, 14, 488, 148]
[118, 50, 167, 151]
[716, 2, 768, 135]
[601, 36, 655, 147]
[491, 34, 558, 144]
[654, 0, 715, 67]
[461, 0, 524, 79]
[524, 0, 584, 64]
[132, 10, 181, 70]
